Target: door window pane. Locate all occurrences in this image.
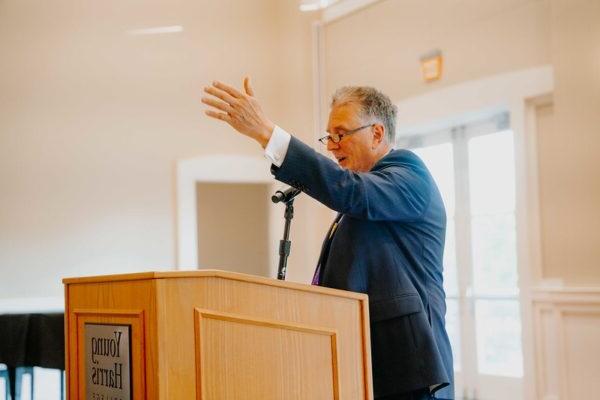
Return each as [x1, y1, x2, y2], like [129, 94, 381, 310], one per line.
[468, 131, 515, 215]
[471, 213, 518, 296]
[475, 299, 523, 377]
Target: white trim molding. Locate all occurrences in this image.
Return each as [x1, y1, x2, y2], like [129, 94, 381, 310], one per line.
[532, 287, 600, 400]
[176, 154, 275, 270]
[532, 286, 600, 303]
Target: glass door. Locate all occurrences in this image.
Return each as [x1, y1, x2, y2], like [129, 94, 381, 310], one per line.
[406, 114, 524, 400]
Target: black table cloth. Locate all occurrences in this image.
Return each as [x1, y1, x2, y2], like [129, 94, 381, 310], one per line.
[0, 313, 65, 398]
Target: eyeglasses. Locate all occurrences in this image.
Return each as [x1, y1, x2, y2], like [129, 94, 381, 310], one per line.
[318, 124, 375, 145]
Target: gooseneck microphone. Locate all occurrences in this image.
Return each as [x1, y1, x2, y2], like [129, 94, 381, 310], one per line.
[271, 186, 302, 204]
[272, 185, 302, 280]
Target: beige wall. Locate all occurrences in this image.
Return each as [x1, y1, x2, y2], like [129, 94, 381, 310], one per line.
[324, 0, 551, 103]
[540, 0, 600, 285]
[0, 0, 318, 299]
[323, 0, 600, 285]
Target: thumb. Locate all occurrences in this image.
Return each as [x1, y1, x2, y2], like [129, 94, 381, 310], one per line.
[244, 76, 255, 97]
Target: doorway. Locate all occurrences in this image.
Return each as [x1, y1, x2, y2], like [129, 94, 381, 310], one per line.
[196, 182, 271, 277]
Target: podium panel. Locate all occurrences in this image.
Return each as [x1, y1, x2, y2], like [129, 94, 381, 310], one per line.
[64, 270, 373, 399]
[195, 309, 339, 399]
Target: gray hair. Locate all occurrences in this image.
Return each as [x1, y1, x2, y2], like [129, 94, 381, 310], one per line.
[331, 86, 397, 143]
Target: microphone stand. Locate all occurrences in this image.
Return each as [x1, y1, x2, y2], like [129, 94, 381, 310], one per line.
[276, 198, 295, 280]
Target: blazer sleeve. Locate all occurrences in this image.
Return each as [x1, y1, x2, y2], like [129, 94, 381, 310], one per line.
[271, 136, 432, 222]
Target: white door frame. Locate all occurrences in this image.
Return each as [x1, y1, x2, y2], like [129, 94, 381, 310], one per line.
[175, 154, 279, 275]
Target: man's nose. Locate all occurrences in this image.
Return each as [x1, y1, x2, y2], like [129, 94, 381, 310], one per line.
[326, 138, 339, 151]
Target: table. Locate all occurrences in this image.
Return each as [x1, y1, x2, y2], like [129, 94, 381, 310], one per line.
[0, 313, 64, 399]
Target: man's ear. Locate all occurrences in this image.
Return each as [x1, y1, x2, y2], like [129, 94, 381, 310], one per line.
[372, 124, 385, 148]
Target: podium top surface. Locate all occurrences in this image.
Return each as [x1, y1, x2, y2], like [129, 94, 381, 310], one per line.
[62, 269, 367, 300]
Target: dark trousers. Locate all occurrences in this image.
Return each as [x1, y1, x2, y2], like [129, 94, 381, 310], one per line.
[376, 388, 447, 400]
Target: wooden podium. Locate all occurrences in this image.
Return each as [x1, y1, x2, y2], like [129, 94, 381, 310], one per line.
[64, 270, 373, 399]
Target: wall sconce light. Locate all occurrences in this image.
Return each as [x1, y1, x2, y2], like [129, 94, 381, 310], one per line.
[420, 49, 443, 83]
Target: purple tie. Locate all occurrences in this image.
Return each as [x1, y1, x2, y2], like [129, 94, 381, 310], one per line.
[311, 264, 322, 285]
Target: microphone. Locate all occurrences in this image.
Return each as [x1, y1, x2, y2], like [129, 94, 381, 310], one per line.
[271, 186, 302, 203]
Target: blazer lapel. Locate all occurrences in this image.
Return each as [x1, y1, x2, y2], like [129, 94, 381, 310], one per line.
[313, 213, 344, 284]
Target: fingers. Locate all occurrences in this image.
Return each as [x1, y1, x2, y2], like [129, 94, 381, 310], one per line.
[202, 78, 258, 131]
[205, 109, 233, 124]
[212, 80, 244, 99]
[244, 77, 254, 96]
[201, 97, 234, 114]
[204, 86, 237, 105]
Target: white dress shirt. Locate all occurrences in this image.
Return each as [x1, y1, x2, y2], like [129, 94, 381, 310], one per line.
[264, 125, 292, 167]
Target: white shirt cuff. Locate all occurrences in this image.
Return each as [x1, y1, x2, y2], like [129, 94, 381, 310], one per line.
[264, 125, 291, 167]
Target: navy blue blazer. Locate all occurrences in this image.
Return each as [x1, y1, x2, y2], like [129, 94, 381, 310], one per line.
[272, 136, 454, 399]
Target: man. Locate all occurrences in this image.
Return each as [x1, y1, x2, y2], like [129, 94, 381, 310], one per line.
[202, 78, 454, 400]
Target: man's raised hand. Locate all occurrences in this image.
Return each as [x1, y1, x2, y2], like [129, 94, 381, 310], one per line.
[202, 77, 274, 148]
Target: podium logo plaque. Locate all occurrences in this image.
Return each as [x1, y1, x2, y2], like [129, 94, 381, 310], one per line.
[85, 323, 132, 400]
